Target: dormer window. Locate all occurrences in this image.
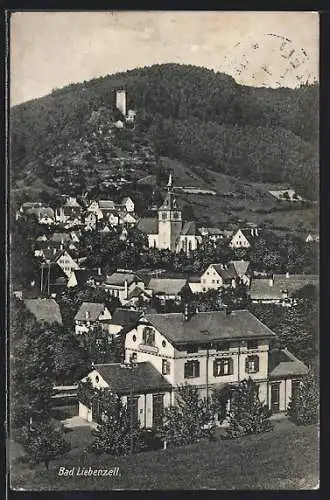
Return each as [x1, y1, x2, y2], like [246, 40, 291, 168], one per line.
[142, 326, 155, 346]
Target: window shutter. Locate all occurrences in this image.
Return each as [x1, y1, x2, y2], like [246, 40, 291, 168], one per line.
[167, 361, 170, 375]
[213, 360, 219, 377]
[184, 363, 188, 378]
[254, 355, 259, 372]
[245, 357, 249, 373]
[229, 358, 234, 375]
[195, 361, 200, 377]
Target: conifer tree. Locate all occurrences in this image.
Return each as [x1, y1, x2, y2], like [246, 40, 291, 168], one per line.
[225, 378, 273, 439]
[287, 371, 319, 425]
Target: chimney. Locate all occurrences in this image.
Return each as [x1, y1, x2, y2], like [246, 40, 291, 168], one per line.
[183, 303, 189, 321]
[285, 271, 290, 278]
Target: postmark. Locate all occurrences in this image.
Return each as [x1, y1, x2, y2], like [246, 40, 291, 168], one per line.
[222, 33, 316, 88]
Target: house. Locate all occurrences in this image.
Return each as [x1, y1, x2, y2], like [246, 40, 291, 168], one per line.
[269, 189, 304, 202]
[98, 200, 117, 217]
[249, 274, 319, 306]
[102, 270, 147, 304]
[46, 248, 79, 278]
[25, 206, 55, 224]
[123, 309, 309, 420]
[108, 212, 119, 227]
[16, 201, 43, 220]
[74, 302, 112, 335]
[121, 197, 135, 213]
[305, 232, 319, 243]
[229, 260, 252, 286]
[187, 275, 203, 294]
[24, 298, 62, 325]
[147, 278, 188, 303]
[119, 212, 138, 226]
[137, 175, 202, 255]
[200, 263, 238, 292]
[229, 228, 259, 249]
[67, 268, 101, 288]
[84, 212, 98, 231]
[86, 201, 103, 220]
[199, 227, 226, 243]
[78, 362, 172, 426]
[55, 197, 83, 223]
[39, 261, 69, 296]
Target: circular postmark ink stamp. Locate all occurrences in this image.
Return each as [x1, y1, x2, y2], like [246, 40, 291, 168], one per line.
[222, 33, 316, 88]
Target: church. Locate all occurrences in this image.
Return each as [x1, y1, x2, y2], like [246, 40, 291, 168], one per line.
[137, 175, 202, 254]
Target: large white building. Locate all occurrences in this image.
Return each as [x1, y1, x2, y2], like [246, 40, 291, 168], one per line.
[138, 175, 202, 254]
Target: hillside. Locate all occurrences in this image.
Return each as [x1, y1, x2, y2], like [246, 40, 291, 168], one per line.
[10, 63, 319, 224]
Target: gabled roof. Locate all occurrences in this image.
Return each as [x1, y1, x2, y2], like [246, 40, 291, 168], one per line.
[104, 272, 137, 287]
[148, 278, 187, 296]
[143, 310, 275, 345]
[137, 217, 158, 235]
[249, 275, 319, 300]
[199, 227, 224, 236]
[99, 200, 116, 210]
[268, 349, 309, 378]
[181, 221, 198, 236]
[122, 197, 133, 204]
[92, 362, 172, 395]
[49, 232, 72, 243]
[75, 302, 108, 322]
[229, 260, 251, 277]
[24, 298, 62, 325]
[110, 307, 142, 327]
[126, 286, 152, 300]
[211, 263, 238, 281]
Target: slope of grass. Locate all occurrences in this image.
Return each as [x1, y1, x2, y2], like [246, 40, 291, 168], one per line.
[10, 421, 319, 490]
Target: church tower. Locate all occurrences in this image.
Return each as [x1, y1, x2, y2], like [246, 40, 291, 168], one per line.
[157, 174, 182, 251]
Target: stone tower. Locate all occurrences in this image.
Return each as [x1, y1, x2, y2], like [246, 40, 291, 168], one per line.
[115, 89, 127, 117]
[157, 174, 182, 251]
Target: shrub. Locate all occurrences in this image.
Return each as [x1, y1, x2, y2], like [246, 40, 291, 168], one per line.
[287, 371, 319, 426]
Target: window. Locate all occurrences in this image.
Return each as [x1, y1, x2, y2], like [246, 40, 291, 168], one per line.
[162, 340, 167, 348]
[142, 326, 155, 346]
[132, 334, 137, 342]
[184, 360, 200, 378]
[95, 375, 99, 383]
[173, 212, 179, 218]
[162, 359, 171, 375]
[213, 358, 233, 377]
[247, 340, 258, 350]
[187, 345, 198, 354]
[245, 355, 259, 374]
[162, 212, 167, 220]
[212, 280, 215, 284]
[216, 341, 230, 351]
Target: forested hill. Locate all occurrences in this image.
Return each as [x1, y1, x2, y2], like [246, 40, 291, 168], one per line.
[11, 63, 318, 200]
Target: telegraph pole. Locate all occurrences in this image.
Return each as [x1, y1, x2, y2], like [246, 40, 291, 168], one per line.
[126, 354, 137, 454]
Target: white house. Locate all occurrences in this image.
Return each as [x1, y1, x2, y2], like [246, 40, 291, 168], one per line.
[121, 197, 135, 213]
[102, 271, 147, 304]
[249, 274, 319, 306]
[305, 233, 319, 243]
[74, 302, 112, 335]
[229, 228, 259, 249]
[200, 263, 238, 292]
[87, 201, 103, 220]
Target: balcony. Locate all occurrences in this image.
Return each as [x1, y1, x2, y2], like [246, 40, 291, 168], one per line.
[138, 343, 159, 354]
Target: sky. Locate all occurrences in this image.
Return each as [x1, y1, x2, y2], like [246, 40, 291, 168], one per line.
[10, 11, 319, 106]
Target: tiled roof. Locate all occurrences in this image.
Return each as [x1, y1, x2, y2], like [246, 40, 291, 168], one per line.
[181, 221, 198, 236]
[137, 217, 158, 235]
[93, 362, 172, 395]
[126, 286, 151, 300]
[148, 278, 187, 296]
[24, 298, 63, 325]
[144, 310, 276, 345]
[75, 302, 107, 322]
[104, 272, 137, 287]
[50, 232, 72, 243]
[200, 227, 224, 235]
[249, 275, 319, 300]
[268, 349, 309, 378]
[99, 200, 116, 210]
[212, 263, 238, 281]
[110, 308, 142, 327]
[229, 260, 250, 277]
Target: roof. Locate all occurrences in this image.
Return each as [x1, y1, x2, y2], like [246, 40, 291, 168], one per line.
[181, 221, 198, 236]
[126, 286, 151, 300]
[137, 217, 158, 235]
[241, 229, 258, 241]
[211, 263, 238, 281]
[200, 227, 224, 235]
[110, 307, 142, 327]
[268, 349, 309, 378]
[249, 275, 319, 300]
[64, 197, 81, 208]
[104, 272, 137, 287]
[75, 302, 108, 322]
[148, 278, 187, 296]
[50, 233, 72, 243]
[92, 362, 172, 395]
[24, 298, 63, 325]
[26, 207, 54, 218]
[122, 197, 133, 204]
[229, 260, 250, 277]
[143, 310, 276, 344]
[71, 269, 96, 286]
[99, 200, 116, 210]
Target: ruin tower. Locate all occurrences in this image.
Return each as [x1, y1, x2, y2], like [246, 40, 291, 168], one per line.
[115, 89, 127, 117]
[157, 174, 182, 251]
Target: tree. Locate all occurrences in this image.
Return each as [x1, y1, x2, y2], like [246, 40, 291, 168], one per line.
[287, 371, 319, 425]
[158, 384, 215, 447]
[225, 378, 273, 439]
[17, 421, 70, 470]
[90, 390, 145, 455]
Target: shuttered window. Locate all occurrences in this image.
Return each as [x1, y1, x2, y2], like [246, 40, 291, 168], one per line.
[142, 327, 155, 346]
[184, 360, 200, 378]
[213, 358, 234, 377]
[245, 355, 260, 374]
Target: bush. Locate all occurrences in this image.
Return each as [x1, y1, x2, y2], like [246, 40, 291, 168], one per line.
[225, 378, 273, 439]
[287, 371, 319, 426]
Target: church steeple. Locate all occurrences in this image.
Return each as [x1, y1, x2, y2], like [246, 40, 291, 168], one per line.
[157, 172, 182, 251]
[160, 173, 178, 211]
